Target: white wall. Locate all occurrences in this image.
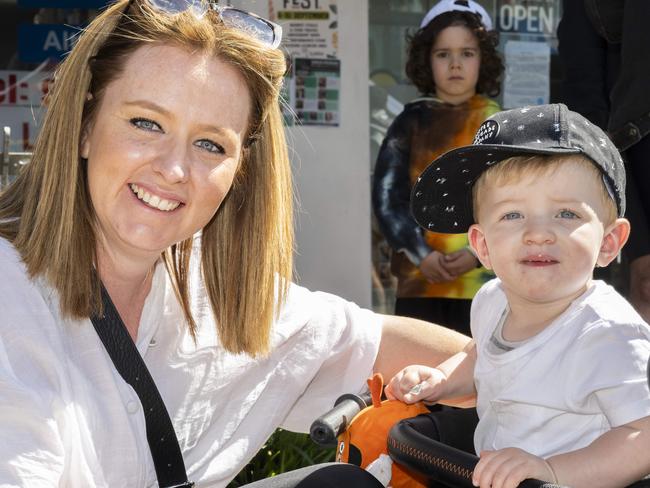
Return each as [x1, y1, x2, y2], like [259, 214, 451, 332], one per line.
[242, 0, 372, 307]
[288, 3, 372, 307]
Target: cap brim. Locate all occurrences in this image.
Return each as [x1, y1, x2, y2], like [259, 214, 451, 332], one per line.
[411, 144, 581, 234]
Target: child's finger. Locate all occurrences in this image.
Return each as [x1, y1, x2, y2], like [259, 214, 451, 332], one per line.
[403, 381, 433, 403]
[473, 450, 502, 487]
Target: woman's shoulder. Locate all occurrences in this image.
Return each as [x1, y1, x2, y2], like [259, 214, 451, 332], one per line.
[0, 237, 30, 286]
[272, 282, 379, 346]
[0, 237, 57, 323]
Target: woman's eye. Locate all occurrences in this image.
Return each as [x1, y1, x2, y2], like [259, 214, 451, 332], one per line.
[131, 118, 162, 132]
[194, 139, 224, 155]
[501, 212, 522, 221]
[463, 50, 476, 57]
[557, 209, 579, 219]
[434, 51, 448, 59]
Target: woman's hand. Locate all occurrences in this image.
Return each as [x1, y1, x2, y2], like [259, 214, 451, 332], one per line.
[420, 251, 456, 282]
[472, 448, 556, 488]
[384, 365, 447, 404]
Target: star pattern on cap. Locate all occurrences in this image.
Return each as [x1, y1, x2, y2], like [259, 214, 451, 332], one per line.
[411, 103, 627, 235]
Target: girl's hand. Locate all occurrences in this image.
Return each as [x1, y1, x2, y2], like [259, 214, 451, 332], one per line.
[441, 248, 480, 275]
[472, 448, 557, 488]
[420, 251, 456, 282]
[385, 365, 447, 404]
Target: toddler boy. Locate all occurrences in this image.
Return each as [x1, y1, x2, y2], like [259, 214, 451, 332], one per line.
[387, 104, 650, 488]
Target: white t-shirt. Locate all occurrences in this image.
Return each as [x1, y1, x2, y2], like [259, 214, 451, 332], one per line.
[0, 238, 382, 487]
[471, 278, 650, 458]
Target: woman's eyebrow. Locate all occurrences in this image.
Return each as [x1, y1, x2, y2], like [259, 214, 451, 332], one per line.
[122, 99, 170, 116]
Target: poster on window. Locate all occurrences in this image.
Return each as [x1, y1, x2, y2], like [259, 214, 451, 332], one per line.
[289, 57, 340, 126]
[502, 40, 550, 108]
[268, 0, 338, 59]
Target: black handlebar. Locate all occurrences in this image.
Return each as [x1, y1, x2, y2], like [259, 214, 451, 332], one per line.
[309, 392, 372, 447]
[388, 416, 567, 488]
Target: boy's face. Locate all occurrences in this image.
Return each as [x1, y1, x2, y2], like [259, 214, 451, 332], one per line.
[468, 159, 628, 308]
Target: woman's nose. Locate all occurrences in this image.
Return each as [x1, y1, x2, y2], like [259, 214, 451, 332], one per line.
[151, 146, 189, 184]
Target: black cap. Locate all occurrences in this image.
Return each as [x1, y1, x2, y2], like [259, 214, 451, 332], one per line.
[411, 103, 626, 234]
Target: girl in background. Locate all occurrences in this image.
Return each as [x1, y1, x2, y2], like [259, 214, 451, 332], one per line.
[372, 0, 504, 335]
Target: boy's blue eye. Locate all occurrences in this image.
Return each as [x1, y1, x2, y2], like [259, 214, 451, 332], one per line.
[194, 139, 224, 155]
[557, 209, 579, 219]
[131, 117, 162, 132]
[501, 211, 522, 221]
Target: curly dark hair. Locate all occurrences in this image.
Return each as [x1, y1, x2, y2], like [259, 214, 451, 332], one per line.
[405, 11, 503, 98]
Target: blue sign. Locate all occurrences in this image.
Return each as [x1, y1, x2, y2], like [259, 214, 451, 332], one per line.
[18, 0, 109, 7]
[18, 24, 83, 63]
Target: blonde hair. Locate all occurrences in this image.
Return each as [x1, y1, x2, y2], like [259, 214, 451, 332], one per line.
[0, 0, 293, 356]
[472, 154, 618, 225]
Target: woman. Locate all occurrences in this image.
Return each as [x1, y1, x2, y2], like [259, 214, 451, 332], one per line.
[0, 1, 468, 486]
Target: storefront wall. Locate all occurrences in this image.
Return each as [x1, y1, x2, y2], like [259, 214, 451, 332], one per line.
[0, 1, 562, 312]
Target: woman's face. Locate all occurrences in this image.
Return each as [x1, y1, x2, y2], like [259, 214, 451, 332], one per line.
[81, 43, 251, 261]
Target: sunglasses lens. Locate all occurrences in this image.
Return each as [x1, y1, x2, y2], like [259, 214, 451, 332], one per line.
[148, 0, 205, 16]
[220, 9, 280, 48]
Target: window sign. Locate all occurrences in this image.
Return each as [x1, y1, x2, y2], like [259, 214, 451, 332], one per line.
[0, 70, 52, 151]
[496, 0, 559, 40]
[18, 24, 82, 63]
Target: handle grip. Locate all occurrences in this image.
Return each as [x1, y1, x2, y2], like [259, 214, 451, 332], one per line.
[309, 392, 372, 446]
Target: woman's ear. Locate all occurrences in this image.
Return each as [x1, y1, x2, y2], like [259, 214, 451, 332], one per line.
[468, 223, 492, 270]
[597, 218, 631, 267]
[79, 93, 93, 159]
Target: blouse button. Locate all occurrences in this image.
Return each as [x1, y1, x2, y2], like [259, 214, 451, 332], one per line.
[126, 400, 140, 414]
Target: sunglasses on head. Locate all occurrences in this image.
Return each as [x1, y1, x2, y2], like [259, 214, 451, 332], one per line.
[127, 0, 283, 49]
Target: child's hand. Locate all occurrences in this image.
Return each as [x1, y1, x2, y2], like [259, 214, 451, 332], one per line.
[385, 365, 447, 404]
[441, 248, 480, 275]
[472, 448, 557, 488]
[420, 251, 456, 283]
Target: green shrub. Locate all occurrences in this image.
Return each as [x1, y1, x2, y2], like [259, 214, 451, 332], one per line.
[228, 429, 336, 487]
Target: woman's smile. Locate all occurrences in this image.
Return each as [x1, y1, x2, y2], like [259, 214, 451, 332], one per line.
[128, 183, 183, 212]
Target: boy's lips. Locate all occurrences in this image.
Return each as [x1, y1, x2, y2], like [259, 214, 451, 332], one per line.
[520, 254, 559, 266]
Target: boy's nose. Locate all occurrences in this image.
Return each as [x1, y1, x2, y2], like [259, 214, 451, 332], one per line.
[522, 219, 555, 245]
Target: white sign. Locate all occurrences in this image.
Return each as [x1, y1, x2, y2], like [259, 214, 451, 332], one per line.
[0, 70, 52, 151]
[497, 0, 559, 39]
[1, 106, 43, 152]
[269, 0, 338, 58]
[0, 69, 53, 107]
[503, 40, 550, 109]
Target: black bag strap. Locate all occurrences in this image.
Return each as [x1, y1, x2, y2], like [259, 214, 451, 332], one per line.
[91, 284, 194, 488]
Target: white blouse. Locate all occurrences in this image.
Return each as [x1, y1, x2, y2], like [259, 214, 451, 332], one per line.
[0, 238, 382, 487]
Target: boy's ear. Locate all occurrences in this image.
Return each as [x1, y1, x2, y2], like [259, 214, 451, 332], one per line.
[468, 224, 492, 270]
[597, 218, 631, 267]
